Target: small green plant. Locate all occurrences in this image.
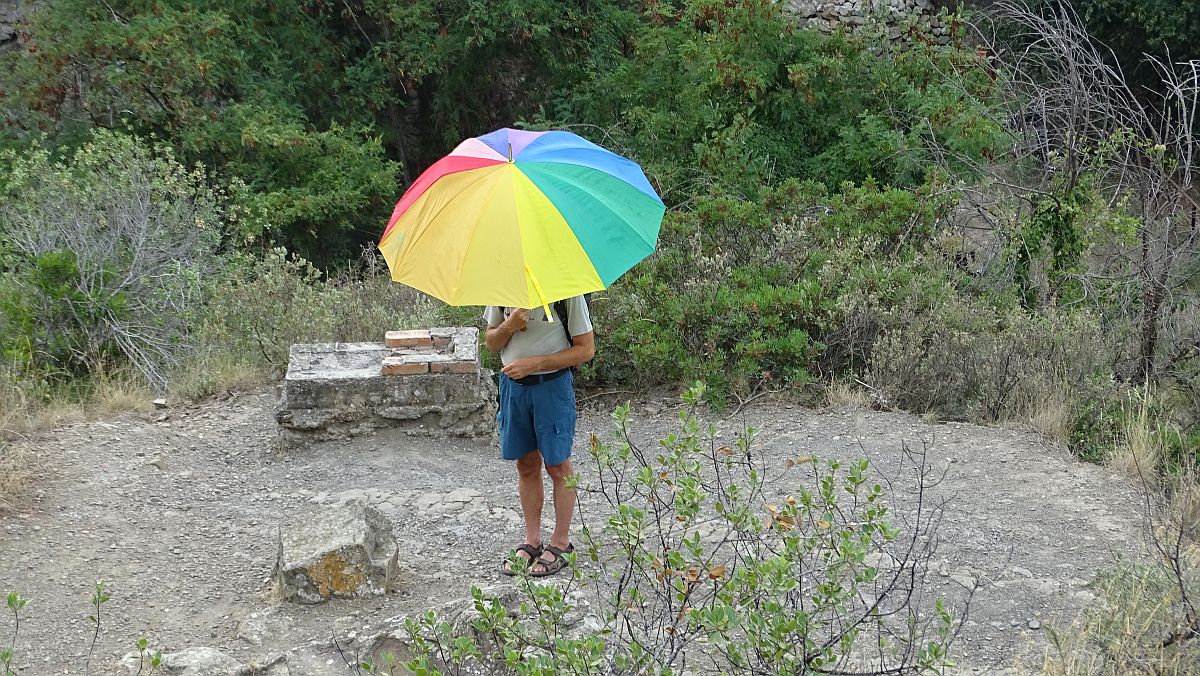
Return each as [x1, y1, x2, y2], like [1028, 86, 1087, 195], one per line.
[131, 638, 162, 676]
[2, 591, 27, 676]
[388, 384, 959, 674]
[84, 580, 110, 676]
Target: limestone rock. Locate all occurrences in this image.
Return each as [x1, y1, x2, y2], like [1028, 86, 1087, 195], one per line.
[121, 647, 240, 675]
[274, 500, 399, 604]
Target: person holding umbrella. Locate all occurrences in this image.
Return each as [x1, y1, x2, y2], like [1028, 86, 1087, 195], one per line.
[484, 298, 594, 576]
[377, 127, 665, 577]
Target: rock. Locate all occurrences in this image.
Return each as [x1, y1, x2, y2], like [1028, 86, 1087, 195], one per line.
[121, 647, 240, 675]
[154, 398, 169, 409]
[237, 654, 290, 675]
[237, 608, 290, 646]
[864, 552, 898, 570]
[1028, 619, 1041, 630]
[950, 573, 977, 590]
[274, 500, 400, 604]
[443, 487, 482, 504]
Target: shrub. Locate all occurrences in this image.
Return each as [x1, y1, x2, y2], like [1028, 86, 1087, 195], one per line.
[590, 179, 961, 402]
[868, 298, 1111, 424]
[176, 247, 441, 397]
[0, 131, 227, 390]
[371, 385, 959, 675]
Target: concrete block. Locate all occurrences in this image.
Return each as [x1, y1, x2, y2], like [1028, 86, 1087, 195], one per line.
[275, 329, 496, 446]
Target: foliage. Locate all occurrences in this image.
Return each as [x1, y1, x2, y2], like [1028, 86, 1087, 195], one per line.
[1070, 0, 1200, 75]
[0, 0, 634, 262]
[592, 177, 963, 402]
[553, 0, 1003, 196]
[367, 385, 958, 675]
[0, 131, 226, 390]
[183, 247, 440, 381]
[868, 296, 1111, 425]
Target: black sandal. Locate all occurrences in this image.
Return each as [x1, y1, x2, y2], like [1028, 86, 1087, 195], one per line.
[531, 543, 575, 578]
[500, 543, 543, 576]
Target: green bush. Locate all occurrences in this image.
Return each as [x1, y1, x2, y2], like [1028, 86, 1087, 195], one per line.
[0, 131, 226, 389]
[589, 178, 962, 402]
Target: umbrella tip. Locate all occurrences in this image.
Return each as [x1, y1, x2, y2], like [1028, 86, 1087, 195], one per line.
[507, 142, 513, 163]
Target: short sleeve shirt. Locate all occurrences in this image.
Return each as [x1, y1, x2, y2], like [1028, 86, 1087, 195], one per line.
[483, 296, 593, 373]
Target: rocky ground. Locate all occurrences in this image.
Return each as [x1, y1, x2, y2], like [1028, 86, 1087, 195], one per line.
[0, 387, 1145, 674]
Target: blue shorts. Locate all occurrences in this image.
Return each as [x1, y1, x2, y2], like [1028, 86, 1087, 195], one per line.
[498, 370, 576, 466]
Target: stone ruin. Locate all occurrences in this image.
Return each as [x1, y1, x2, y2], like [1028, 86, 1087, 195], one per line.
[274, 327, 497, 447]
[788, 0, 957, 45]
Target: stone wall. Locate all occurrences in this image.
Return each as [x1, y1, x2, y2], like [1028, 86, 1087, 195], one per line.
[788, 0, 955, 45]
[0, 0, 25, 52]
[274, 328, 497, 447]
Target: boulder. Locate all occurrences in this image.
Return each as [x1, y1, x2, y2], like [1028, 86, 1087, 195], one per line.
[274, 500, 400, 604]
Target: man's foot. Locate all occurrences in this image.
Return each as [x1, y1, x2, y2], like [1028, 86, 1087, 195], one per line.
[500, 543, 542, 576]
[531, 542, 574, 577]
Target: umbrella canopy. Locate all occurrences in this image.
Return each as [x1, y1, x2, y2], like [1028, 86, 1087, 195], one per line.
[378, 128, 665, 314]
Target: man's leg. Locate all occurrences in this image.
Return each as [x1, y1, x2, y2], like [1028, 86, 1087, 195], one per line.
[516, 450, 546, 555]
[535, 459, 575, 572]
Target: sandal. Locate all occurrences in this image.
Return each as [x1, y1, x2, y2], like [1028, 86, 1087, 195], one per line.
[500, 543, 543, 576]
[531, 543, 575, 578]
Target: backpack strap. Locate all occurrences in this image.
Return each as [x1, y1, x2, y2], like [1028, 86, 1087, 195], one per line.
[553, 299, 572, 346]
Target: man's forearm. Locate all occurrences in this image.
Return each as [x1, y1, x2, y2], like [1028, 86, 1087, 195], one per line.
[532, 343, 595, 372]
[485, 325, 516, 353]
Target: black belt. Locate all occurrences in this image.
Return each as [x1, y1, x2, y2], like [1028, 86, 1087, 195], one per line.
[511, 368, 570, 386]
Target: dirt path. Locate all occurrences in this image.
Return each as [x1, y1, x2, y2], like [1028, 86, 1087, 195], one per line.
[0, 390, 1143, 674]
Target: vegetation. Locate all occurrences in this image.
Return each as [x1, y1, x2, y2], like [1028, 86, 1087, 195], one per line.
[1, 0, 1200, 669]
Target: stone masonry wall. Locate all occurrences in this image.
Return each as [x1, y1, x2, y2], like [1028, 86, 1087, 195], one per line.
[275, 328, 497, 447]
[788, 0, 955, 45]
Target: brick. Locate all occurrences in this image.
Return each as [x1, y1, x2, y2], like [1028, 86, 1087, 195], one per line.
[385, 329, 432, 348]
[381, 357, 429, 376]
[430, 360, 478, 374]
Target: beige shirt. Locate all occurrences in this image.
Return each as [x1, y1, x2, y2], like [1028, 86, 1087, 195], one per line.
[484, 297, 593, 374]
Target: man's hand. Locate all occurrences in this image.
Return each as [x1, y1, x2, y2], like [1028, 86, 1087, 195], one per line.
[501, 357, 544, 380]
[503, 309, 529, 333]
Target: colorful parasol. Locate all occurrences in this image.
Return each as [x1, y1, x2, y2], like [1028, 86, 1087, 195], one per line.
[378, 128, 665, 316]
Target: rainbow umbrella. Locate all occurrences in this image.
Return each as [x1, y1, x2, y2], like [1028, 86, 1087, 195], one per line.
[378, 127, 665, 316]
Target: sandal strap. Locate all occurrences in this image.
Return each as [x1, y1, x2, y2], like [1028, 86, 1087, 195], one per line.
[516, 543, 542, 559]
[542, 543, 573, 557]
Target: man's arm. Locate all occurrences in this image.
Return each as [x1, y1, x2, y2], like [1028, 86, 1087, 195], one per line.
[500, 332, 595, 380]
[485, 309, 527, 353]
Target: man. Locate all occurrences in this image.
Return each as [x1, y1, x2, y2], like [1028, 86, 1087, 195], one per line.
[484, 297, 594, 577]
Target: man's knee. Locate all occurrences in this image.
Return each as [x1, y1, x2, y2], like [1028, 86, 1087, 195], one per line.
[544, 460, 573, 482]
[516, 450, 543, 478]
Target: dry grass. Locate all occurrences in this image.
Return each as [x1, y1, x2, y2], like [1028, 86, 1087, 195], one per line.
[1033, 565, 1200, 675]
[0, 406, 33, 512]
[1109, 396, 1168, 480]
[90, 374, 155, 415]
[823, 381, 871, 410]
[1023, 383, 1074, 443]
[169, 350, 273, 401]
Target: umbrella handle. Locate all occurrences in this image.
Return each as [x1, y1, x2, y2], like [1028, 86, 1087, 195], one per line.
[524, 264, 554, 322]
